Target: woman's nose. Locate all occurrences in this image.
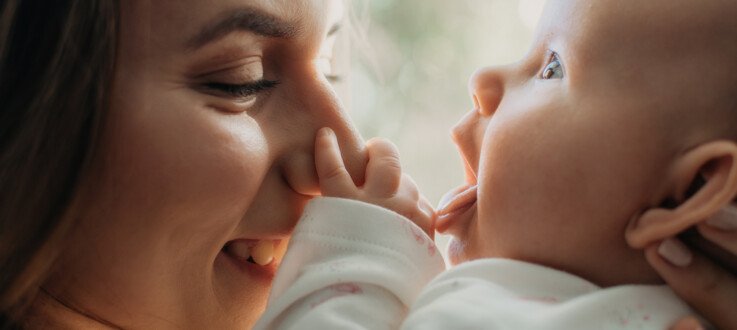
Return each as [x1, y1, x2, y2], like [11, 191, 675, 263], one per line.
[280, 78, 367, 196]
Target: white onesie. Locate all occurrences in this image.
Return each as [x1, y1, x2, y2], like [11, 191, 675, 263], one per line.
[255, 197, 695, 329]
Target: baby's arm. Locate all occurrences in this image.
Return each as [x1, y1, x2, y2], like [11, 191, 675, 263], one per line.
[254, 128, 445, 329]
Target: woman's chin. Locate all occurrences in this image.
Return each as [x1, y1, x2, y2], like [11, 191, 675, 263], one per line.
[211, 251, 275, 326]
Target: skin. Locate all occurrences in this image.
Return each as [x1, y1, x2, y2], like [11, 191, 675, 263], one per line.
[648, 224, 737, 329]
[34, 0, 368, 328]
[21, 0, 737, 328]
[441, 0, 737, 290]
[314, 128, 435, 238]
[305, 0, 737, 327]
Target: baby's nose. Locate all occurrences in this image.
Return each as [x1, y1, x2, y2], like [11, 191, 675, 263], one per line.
[468, 66, 505, 116]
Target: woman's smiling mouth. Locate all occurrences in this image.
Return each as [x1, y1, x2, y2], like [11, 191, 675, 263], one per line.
[220, 239, 288, 278]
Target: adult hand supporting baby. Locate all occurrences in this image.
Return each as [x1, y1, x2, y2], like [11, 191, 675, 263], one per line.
[314, 127, 436, 238]
[646, 216, 737, 329]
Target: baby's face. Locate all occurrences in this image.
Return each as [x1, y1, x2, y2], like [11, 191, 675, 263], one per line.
[441, 0, 736, 285]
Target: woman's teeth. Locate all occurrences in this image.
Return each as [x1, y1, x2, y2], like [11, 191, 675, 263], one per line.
[228, 240, 252, 259]
[251, 240, 274, 265]
[225, 240, 276, 266]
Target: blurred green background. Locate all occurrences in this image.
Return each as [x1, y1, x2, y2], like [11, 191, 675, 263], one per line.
[343, 0, 546, 205]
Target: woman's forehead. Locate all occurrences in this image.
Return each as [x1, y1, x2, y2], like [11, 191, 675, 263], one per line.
[121, 0, 342, 52]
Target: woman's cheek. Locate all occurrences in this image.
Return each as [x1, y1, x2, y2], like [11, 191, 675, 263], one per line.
[180, 115, 271, 217]
[110, 99, 270, 228]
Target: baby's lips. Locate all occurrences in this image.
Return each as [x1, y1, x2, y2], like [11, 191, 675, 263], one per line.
[436, 185, 478, 234]
[438, 186, 461, 211]
[437, 185, 478, 216]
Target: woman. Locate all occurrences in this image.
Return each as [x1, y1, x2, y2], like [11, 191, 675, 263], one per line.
[0, 0, 734, 328]
[1, 0, 365, 328]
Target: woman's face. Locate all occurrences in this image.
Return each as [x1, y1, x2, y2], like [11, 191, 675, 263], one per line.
[47, 0, 365, 328]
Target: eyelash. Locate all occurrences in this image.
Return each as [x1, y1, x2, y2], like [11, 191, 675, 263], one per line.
[204, 79, 280, 98]
[541, 53, 564, 80]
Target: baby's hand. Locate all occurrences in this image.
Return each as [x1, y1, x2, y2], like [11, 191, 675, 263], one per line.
[315, 127, 436, 238]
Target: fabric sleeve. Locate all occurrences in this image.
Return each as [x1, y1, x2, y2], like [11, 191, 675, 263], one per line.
[254, 197, 446, 330]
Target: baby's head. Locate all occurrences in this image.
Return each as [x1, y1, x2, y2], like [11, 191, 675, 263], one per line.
[441, 0, 737, 286]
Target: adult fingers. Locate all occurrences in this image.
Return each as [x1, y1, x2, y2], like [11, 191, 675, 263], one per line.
[315, 127, 356, 197]
[697, 221, 737, 255]
[668, 316, 706, 330]
[364, 138, 402, 197]
[646, 239, 737, 329]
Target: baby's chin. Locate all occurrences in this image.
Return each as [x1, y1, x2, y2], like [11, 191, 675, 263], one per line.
[445, 236, 473, 266]
[445, 231, 507, 266]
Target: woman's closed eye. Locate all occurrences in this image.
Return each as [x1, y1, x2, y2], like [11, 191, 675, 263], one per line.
[195, 57, 279, 107]
[204, 79, 279, 99]
[540, 52, 564, 80]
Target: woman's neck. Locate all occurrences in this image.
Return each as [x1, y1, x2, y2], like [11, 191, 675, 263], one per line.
[22, 289, 119, 329]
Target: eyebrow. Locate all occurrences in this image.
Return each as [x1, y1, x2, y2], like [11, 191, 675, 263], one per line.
[187, 8, 299, 50]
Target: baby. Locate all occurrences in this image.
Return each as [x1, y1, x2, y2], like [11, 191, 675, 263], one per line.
[257, 0, 737, 328]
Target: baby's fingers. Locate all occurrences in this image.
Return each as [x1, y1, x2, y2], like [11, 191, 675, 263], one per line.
[364, 138, 402, 197]
[315, 127, 356, 197]
[418, 195, 437, 240]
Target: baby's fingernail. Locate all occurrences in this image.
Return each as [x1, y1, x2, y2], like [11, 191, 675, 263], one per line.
[658, 238, 693, 267]
[706, 204, 737, 231]
[318, 127, 334, 138]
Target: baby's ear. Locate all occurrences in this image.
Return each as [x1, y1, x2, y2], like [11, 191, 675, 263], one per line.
[626, 140, 737, 249]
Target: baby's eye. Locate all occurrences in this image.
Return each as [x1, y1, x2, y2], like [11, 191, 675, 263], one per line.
[540, 53, 564, 80]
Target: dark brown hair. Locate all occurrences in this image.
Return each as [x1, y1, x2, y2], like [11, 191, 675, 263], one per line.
[0, 0, 118, 326]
